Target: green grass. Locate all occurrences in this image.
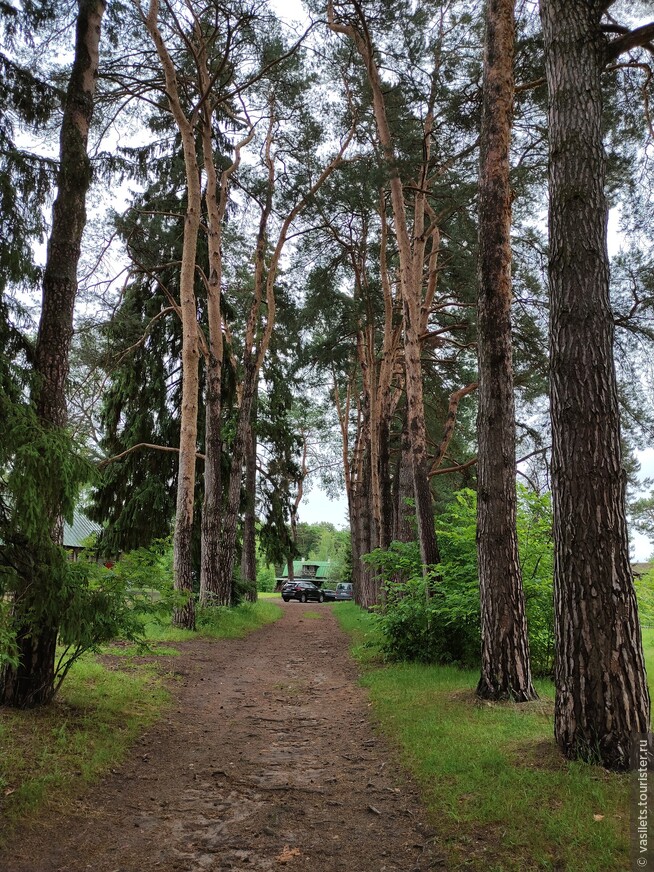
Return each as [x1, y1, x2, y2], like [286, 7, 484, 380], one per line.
[103, 642, 181, 657]
[0, 654, 168, 843]
[0, 598, 282, 841]
[643, 627, 654, 682]
[334, 602, 640, 872]
[301, 610, 323, 620]
[143, 598, 282, 642]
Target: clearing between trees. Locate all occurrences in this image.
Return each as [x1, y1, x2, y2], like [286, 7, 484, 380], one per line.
[0, 603, 442, 872]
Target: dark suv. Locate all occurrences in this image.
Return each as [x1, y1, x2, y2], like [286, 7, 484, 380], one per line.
[281, 581, 325, 603]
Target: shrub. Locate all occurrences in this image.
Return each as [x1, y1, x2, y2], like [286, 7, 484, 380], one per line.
[365, 487, 555, 674]
[256, 563, 277, 592]
[0, 534, 182, 695]
[54, 539, 182, 690]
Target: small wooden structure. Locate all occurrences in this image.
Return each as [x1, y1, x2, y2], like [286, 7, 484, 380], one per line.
[275, 560, 335, 591]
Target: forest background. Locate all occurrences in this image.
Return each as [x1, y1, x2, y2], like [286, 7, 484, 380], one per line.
[2, 0, 654, 776]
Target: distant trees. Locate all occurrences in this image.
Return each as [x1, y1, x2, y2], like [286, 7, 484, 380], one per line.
[328, 0, 441, 570]
[318, 0, 484, 605]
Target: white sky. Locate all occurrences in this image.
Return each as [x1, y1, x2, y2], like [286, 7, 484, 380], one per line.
[301, 455, 654, 559]
[299, 487, 349, 528]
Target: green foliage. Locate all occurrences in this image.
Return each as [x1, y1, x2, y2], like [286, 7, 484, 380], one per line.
[0, 398, 94, 677]
[635, 570, 654, 628]
[365, 487, 555, 675]
[48, 539, 183, 692]
[0, 598, 18, 669]
[294, 522, 322, 560]
[328, 529, 352, 584]
[232, 571, 256, 605]
[630, 490, 654, 548]
[516, 488, 555, 673]
[0, 438, 183, 696]
[256, 563, 277, 592]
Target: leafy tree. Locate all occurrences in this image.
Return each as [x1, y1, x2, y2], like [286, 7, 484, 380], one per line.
[365, 486, 555, 674]
[630, 491, 654, 553]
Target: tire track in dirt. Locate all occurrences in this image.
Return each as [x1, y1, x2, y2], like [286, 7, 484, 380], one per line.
[1, 602, 443, 871]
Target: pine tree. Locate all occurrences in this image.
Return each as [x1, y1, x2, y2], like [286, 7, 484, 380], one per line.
[476, 0, 536, 702]
[541, 0, 652, 768]
[1, 0, 106, 707]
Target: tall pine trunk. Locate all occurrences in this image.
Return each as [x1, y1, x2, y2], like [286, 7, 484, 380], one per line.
[144, 0, 200, 630]
[198, 107, 230, 607]
[377, 415, 393, 549]
[476, 0, 536, 702]
[355, 447, 377, 609]
[199, 362, 222, 606]
[393, 411, 415, 543]
[214, 362, 258, 605]
[240, 398, 258, 602]
[329, 6, 439, 569]
[0, 0, 105, 708]
[541, 0, 649, 768]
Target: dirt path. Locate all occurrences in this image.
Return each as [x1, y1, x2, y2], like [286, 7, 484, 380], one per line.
[1, 602, 442, 872]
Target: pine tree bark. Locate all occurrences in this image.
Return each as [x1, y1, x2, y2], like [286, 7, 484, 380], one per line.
[143, 0, 200, 629]
[0, 0, 105, 708]
[476, 0, 536, 702]
[240, 398, 258, 602]
[198, 125, 225, 607]
[355, 444, 377, 609]
[393, 410, 415, 543]
[328, 5, 439, 569]
[541, 0, 650, 768]
[215, 362, 258, 605]
[199, 98, 254, 606]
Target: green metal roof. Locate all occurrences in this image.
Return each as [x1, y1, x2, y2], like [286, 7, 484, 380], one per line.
[279, 560, 333, 579]
[63, 510, 101, 549]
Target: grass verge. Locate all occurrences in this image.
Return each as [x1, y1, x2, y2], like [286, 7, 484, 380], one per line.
[0, 655, 167, 845]
[0, 599, 282, 842]
[334, 601, 640, 872]
[144, 598, 282, 643]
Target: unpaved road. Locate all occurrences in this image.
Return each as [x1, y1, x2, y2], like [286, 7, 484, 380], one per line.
[1, 602, 443, 871]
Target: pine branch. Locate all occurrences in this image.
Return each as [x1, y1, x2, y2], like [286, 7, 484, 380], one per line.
[604, 21, 654, 62]
[98, 442, 205, 467]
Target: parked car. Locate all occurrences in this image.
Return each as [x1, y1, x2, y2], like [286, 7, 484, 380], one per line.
[281, 580, 326, 603]
[334, 582, 353, 601]
[321, 588, 337, 601]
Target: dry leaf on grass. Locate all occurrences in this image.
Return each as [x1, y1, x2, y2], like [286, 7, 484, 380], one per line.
[593, 814, 605, 822]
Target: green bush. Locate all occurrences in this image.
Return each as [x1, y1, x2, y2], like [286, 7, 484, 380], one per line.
[365, 487, 555, 675]
[0, 532, 183, 694]
[256, 563, 277, 592]
[54, 539, 183, 690]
